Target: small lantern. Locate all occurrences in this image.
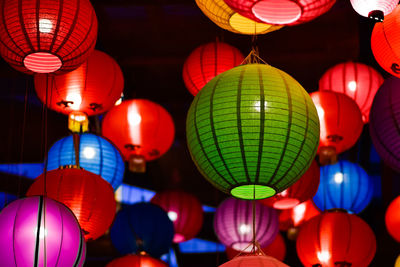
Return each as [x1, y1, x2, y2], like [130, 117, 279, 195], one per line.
[385, 196, 400, 242]
[350, 0, 397, 21]
[68, 111, 89, 133]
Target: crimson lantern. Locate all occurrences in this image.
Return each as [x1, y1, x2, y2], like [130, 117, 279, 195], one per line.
[350, 0, 397, 21]
[102, 99, 175, 172]
[183, 42, 244, 96]
[318, 61, 384, 123]
[27, 167, 116, 241]
[106, 254, 167, 267]
[0, 0, 97, 74]
[296, 211, 376, 267]
[259, 161, 320, 209]
[385, 196, 400, 242]
[223, 0, 336, 25]
[220, 255, 288, 267]
[151, 190, 204, 243]
[278, 200, 320, 231]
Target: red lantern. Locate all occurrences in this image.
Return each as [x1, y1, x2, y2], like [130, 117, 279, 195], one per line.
[106, 254, 167, 267]
[26, 167, 116, 241]
[296, 211, 376, 267]
[151, 190, 204, 243]
[259, 161, 320, 209]
[34, 50, 124, 116]
[319, 61, 384, 123]
[220, 255, 288, 267]
[183, 42, 244, 96]
[102, 99, 175, 172]
[0, 0, 97, 74]
[278, 200, 320, 231]
[223, 0, 336, 25]
[371, 6, 400, 78]
[385, 196, 400, 242]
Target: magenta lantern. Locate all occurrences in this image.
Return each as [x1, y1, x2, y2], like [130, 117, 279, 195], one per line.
[0, 196, 86, 266]
[214, 198, 279, 251]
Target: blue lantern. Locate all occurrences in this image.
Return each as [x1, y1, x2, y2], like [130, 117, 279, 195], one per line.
[46, 133, 125, 190]
[110, 202, 174, 258]
[313, 160, 373, 214]
[0, 193, 16, 210]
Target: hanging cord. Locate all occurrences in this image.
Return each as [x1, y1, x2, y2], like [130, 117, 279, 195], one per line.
[252, 184, 256, 253]
[73, 134, 80, 168]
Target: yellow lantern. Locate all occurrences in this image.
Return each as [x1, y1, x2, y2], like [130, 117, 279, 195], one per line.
[395, 255, 400, 267]
[68, 111, 89, 133]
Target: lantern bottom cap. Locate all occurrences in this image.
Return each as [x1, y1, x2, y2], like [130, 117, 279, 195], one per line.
[230, 185, 276, 200]
[173, 233, 186, 243]
[252, 0, 302, 25]
[232, 242, 254, 252]
[229, 13, 272, 35]
[24, 52, 62, 73]
[273, 198, 300, 209]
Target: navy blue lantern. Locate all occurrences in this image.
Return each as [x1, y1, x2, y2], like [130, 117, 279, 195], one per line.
[0, 193, 16, 210]
[110, 202, 174, 258]
[46, 133, 125, 190]
[313, 160, 373, 214]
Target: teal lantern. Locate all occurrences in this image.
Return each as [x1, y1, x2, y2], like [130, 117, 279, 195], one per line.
[186, 64, 320, 200]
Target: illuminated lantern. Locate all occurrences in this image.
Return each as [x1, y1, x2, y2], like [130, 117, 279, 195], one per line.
[0, 0, 97, 74]
[259, 161, 320, 209]
[396, 255, 400, 267]
[106, 254, 167, 267]
[187, 64, 320, 199]
[110, 202, 174, 258]
[195, 0, 282, 35]
[371, 6, 400, 78]
[151, 190, 204, 243]
[183, 42, 244, 96]
[225, 233, 286, 261]
[0, 192, 16, 210]
[46, 133, 125, 190]
[278, 200, 320, 231]
[296, 211, 376, 267]
[350, 0, 397, 21]
[214, 198, 279, 251]
[385, 196, 400, 242]
[0, 196, 86, 266]
[27, 167, 116, 241]
[310, 91, 363, 160]
[370, 77, 400, 173]
[318, 61, 384, 123]
[220, 255, 289, 267]
[313, 160, 373, 214]
[223, 0, 336, 25]
[102, 99, 175, 173]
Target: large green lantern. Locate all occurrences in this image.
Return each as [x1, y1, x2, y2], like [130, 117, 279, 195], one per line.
[186, 64, 319, 200]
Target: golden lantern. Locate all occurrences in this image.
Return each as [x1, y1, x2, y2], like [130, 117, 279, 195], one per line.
[68, 111, 89, 133]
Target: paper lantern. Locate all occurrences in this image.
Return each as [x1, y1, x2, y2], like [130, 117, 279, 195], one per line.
[106, 254, 167, 267]
[223, 0, 336, 25]
[313, 160, 373, 214]
[102, 99, 175, 172]
[370, 77, 400, 172]
[385, 196, 400, 242]
[311, 91, 363, 157]
[259, 160, 320, 209]
[195, 0, 282, 35]
[46, 133, 125, 190]
[0, 196, 86, 266]
[220, 255, 289, 267]
[27, 167, 116, 241]
[110, 202, 174, 258]
[0, 0, 97, 74]
[187, 64, 320, 200]
[371, 6, 400, 78]
[214, 198, 279, 251]
[34, 50, 124, 117]
[318, 61, 384, 123]
[151, 190, 204, 243]
[0, 192, 16, 210]
[396, 255, 400, 267]
[183, 42, 244, 96]
[278, 200, 320, 231]
[350, 0, 397, 21]
[296, 211, 376, 267]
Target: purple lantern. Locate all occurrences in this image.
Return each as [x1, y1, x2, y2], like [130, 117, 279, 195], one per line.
[0, 196, 86, 266]
[370, 77, 400, 172]
[214, 198, 279, 252]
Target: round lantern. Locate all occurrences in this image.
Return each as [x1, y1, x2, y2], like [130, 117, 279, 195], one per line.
[310, 91, 363, 157]
[296, 211, 376, 267]
[46, 133, 125, 190]
[214, 197, 279, 251]
[259, 160, 320, 209]
[27, 167, 116, 241]
[318, 61, 384, 123]
[223, 0, 336, 25]
[183, 42, 244, 96]
[195, 0, 283, 35]
[226, 233, 286, 261]
[0, 196, 86, 266]
[385, 196, 400, 242]
[371, 6, 400, 78]
[0, 192, 16, 210]
[187, 63, 320, 200]
[102, 99, 175, 173]
[220, 255, 289, 267]
[313, 160, 373, 214]
[150, 190, 204, 243]
[106, 254, 167, 267]
[0, 0, 97, 74]
[370, 77, 400, 173]
[110, 202, 174, 258]
[350, 0, 397, 21]
[34, 50, 124, 116]
[278, 200, 320, 231]
[396, 255, 400, 267]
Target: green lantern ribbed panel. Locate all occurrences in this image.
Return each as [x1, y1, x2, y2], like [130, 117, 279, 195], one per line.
[186, 64, 320, 199]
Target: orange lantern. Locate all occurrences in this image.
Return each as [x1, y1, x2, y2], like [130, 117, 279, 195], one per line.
[385, 196, 400, 242]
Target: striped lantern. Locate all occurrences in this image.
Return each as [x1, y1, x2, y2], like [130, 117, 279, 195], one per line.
[220, 255, 289, 267]
[350, 0, 398, 21]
